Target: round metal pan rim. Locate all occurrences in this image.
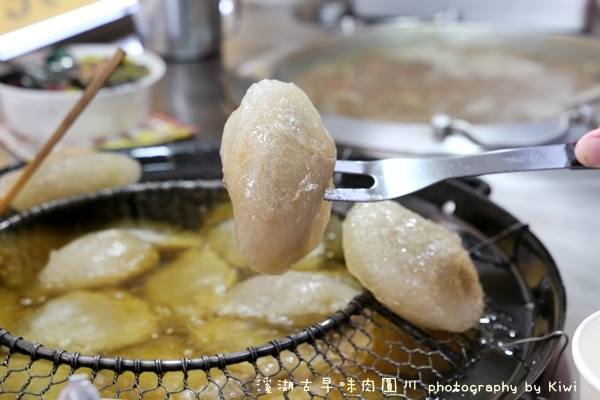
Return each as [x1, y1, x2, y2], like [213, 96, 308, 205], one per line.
[224, 22, 600, 156]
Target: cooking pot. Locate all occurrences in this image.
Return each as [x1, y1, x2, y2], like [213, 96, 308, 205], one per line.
[225, 23, 600, 156]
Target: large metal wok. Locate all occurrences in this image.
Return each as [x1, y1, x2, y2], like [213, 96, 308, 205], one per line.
[0, 176, 565, 399]
[226, 23, 600, 156]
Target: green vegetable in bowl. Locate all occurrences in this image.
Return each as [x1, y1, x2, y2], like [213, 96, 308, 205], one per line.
[75, 56, 150, 89]
[0, 50, 150, 91]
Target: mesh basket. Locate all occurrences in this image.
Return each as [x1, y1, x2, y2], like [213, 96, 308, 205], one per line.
[1, 292, 483, 399]
[0, 180, 566, 399]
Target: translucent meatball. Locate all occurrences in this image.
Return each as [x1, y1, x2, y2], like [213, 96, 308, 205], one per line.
[343, 201, 484, 332]
[143, 248, 238, 327]
[18, 290, 159, 354]
[220, 79, 336, 274]
[38, 228, 159, 291]
[0, 148, 141, 211]
[217, 270, 360, 327]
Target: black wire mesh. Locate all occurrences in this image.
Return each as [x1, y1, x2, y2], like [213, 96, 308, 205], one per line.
[1, 291, 483, 399]
[0, 180, 565, 400]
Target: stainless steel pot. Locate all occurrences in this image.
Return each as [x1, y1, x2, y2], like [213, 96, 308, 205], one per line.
[133, 0, 241, 61]
[225, 23, 600, 156]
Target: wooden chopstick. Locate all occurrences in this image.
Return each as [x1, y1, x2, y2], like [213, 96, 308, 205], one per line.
[0, 48, 126, 216]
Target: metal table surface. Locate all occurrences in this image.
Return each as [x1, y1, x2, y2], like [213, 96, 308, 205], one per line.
[1, 4, 599, 399]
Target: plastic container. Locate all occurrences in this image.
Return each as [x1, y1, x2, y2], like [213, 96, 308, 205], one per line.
[572, 310, 600, 400]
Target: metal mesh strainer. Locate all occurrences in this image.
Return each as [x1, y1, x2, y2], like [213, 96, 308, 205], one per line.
[0, 179, 566, 399]
[1, 294, 480, 399]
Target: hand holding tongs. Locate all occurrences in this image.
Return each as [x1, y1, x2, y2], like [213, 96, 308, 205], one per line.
[324, 143, 586, 202]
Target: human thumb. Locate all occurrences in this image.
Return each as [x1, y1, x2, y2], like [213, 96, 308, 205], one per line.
[575, 129, 600, 167]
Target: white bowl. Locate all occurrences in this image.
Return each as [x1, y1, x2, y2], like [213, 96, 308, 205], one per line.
[0, 44, 166, 141]
[572, 310, 600, 400]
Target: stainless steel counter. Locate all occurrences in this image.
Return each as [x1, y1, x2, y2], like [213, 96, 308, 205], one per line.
[151, 58, 228, 144]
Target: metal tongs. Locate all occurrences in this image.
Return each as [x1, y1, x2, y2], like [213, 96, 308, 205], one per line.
[324, 143, 586, 202]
